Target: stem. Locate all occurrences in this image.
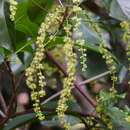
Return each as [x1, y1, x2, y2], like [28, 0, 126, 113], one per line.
[0, 90, 7, 114]
[0, 109, 6, 118]
[45, 51, 96, 107]
[45, 51, 68, 77]
[74, 82, 96, 107]
[57, 0, 64, 7]
[41, 71, 110, 105]
[4, 60, 17, 115]
[79, 71, 111, 85]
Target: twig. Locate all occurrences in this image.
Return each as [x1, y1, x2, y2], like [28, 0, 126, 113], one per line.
[0, 90, 7, 114]
[41, 71, 110, 105]
[45, 51, 68, 77]
[45, 51, 96, 107]
[45, 51, 96, 106]
[31, 0, 48, 12]
[74, 82, 96, 107]
[45, 51, 111, 107]
[79, 71, 111, 85]
[57, 0, 64, 7]
[4, 60, 17, 115]
[0, 109, 6, 118]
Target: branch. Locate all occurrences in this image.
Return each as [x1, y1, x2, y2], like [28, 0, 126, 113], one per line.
[41, 70, 111, 105]
[74, 82, 96, 107]
[4, 60, 17, 115]
[0, 109, 6, 118]
[0, 90, 7, 114]
[57, 0, 64, 7]
[45, 51, 96, 106]
[79, 71, 111, 85]
[45, 51, 68, 77]
[45, 51, 111, 107]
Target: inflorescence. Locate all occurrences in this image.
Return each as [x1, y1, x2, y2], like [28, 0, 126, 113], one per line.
[9, 0, 18, 21]
[25, 6, 64, 120]
[9, 0, 126, 129]
[120, 21, 130, 85]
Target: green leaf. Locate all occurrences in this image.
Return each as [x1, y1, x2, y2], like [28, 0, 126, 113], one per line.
[27, 0, 54, 24]
[101, 0, 113, 11]
[80, 51, 108, 79]
[0, 0, 12, 49]
[76, 42, 100, 53]
[3, 113, 35, 130]
[0, 47, 5, 58]
[3, 111, 56, 130]
[41, 119, 60, 127]
[41, 116, 82, 127]
[108, 107, 130, 129]
[109, 0, 130, 21]
[45, 36, 100, 53]
[15, 1, 38, 36]
[14, 38, 36, 55]
[45, 36, 64, 49]
[117, 0, 130, 19]
[0, 47, 11, 62]
[4, 101, 81, 129]
[44, 101, 81, 112]
[115, 93, 127, 99]
[73, 22, 101, 45]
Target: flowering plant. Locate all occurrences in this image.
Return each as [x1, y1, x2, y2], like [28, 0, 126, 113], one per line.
[0, 0, 130, 129]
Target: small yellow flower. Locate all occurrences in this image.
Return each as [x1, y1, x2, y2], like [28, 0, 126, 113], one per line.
[125, 116, 130, 123]
[9, 0, 18, 21]
[120, 21, 130, 85]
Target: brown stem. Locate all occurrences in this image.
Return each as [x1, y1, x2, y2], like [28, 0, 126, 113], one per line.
[0, 90, 7, 114]
[45, 51, 97, 107]
[74, 82, 96, 107]
[57, 0, 64, 7]
[41, 71, 110, 106]
[4, 60, 17, 115]
[45, 51, 68, 77]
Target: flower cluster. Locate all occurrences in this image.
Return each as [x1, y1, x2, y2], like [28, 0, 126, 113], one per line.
[120, 21, 130, 85]
[99, 40, 117, 84]
[77, 39, 87, 72]
[72, 0, 80, 4]
[26, 6, 64, 120]
[125, 115, 130, 123]
[96, 90, 115, 130]
[84, 12, 117, 84]
[9, 0, 18, 21]
[56, 23, 77, 129]
[71, 5, 87, 72]
[85, 12, 100, 34]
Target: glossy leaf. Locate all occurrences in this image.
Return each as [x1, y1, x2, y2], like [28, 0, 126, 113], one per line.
[108, 107, 130, 129]
[0, 0, 12, 49]
[4, 101, 81, 129]
[109, 0, 130, 21]
[27, 0, 54, 24]
[15, 1, 38, 36]
[3, 113, 35, 130]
